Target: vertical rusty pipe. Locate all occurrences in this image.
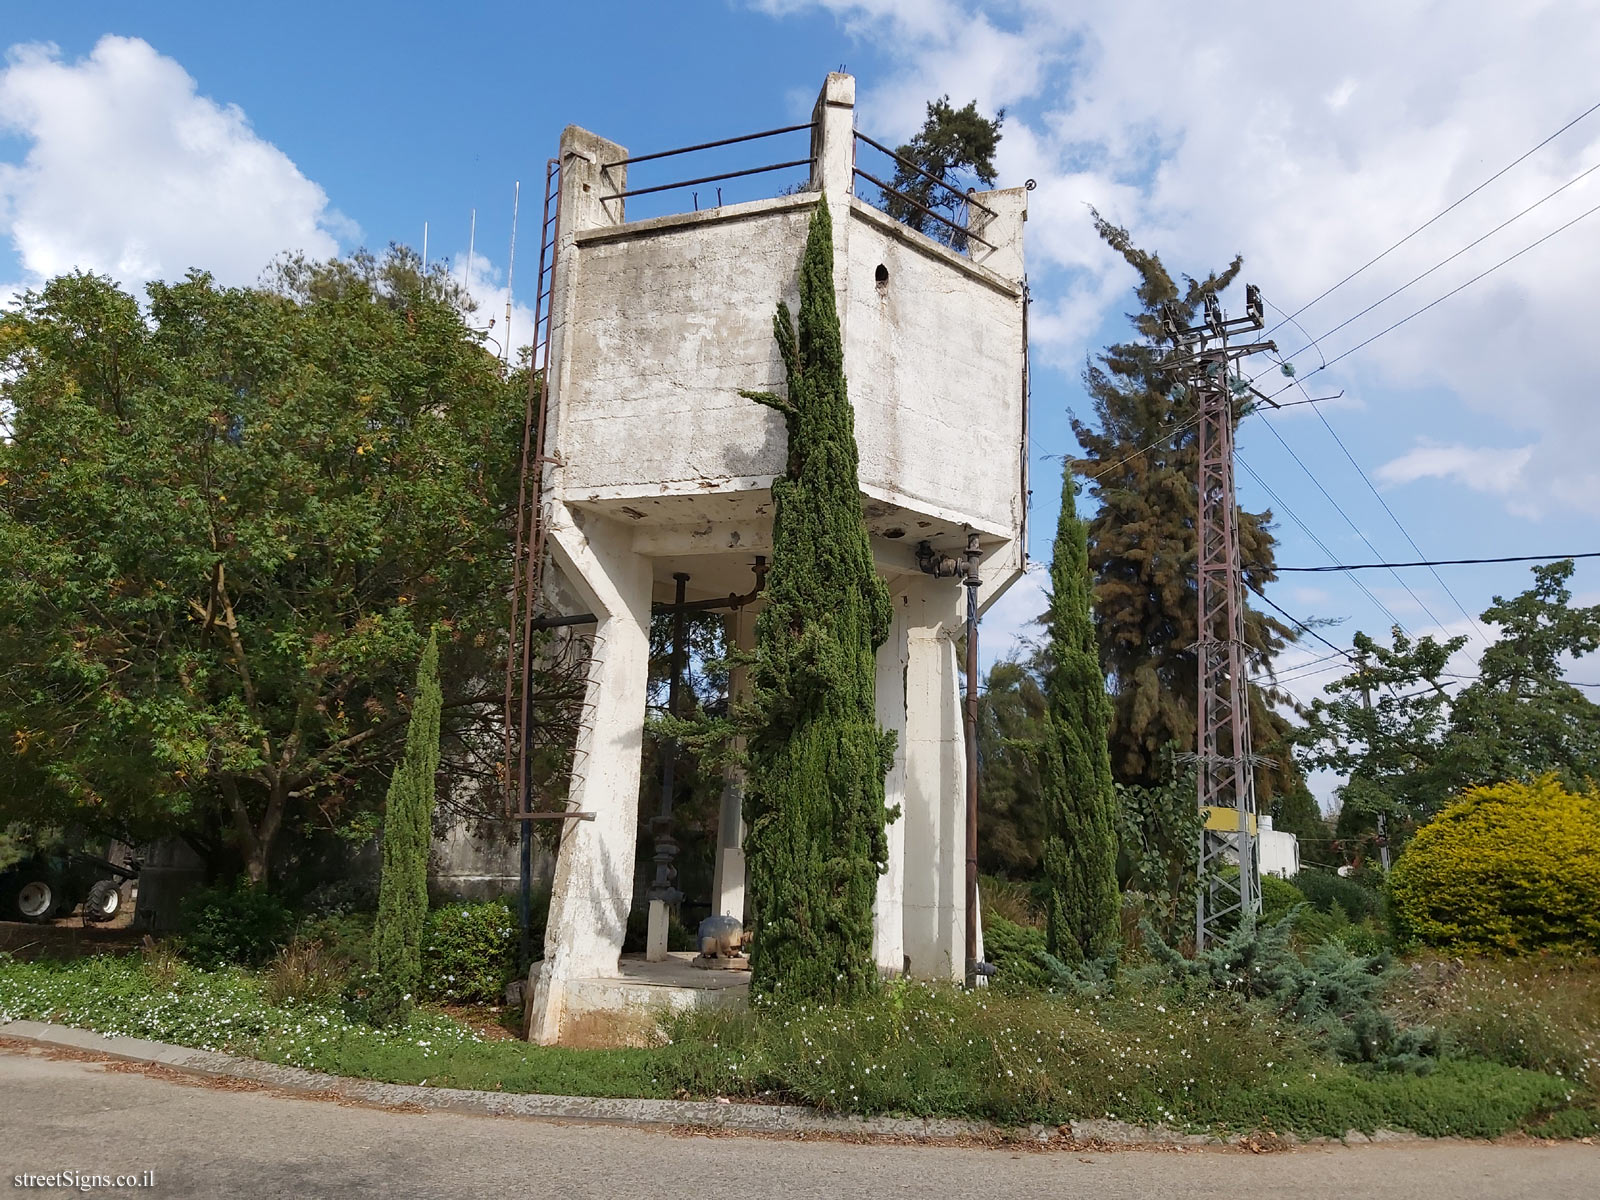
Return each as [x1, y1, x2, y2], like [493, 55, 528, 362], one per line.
[962, 532, 982, 983]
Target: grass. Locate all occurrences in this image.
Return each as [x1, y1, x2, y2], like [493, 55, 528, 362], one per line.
[2, 949, 1594, 1138]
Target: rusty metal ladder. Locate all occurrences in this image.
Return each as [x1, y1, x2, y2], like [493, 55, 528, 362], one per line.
[503, 155, 592, 823]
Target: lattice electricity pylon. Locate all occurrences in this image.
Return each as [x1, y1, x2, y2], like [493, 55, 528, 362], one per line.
[1160, 285, 1278, 950]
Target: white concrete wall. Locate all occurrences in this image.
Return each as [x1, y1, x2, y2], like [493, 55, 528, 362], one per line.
[844, 201, 1026, 539]
[872, 594, 910, 974]
[559, 201, 811, 499]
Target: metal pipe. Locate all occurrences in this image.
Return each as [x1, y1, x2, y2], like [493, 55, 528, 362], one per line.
[961, 531, 983, 984]
[675, 556, 768, 612]
[850, 168, 995, 250]
[609, 158, 814, 201]
[851, 129, 997, 217]
[526, 611, 598, 631]
[604, 122, 815, 169]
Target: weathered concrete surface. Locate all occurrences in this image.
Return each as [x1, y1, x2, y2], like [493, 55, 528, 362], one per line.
[2, 1036, 1595, 1200]
[529, 504, 654, 1043]
[529, 71, 1029, 1039]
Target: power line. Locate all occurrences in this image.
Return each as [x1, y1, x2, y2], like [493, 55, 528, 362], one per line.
[1252, 419, 1453, 634]
[1307, 407, 1493, 645]
[1279, 550, 1600, 572]
[1236, 454, 1410, 633]
[1258, 301, 1491, 645]
[1266, 96, 1600, 336]
[1277, 156, 1600, 366]
[1250, 588, 1359, 666]
[1267, 197, 1600, 401]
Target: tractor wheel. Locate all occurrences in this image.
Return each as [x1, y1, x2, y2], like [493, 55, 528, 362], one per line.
[11, 874, 58, 923]
[82, 879, 122, 924]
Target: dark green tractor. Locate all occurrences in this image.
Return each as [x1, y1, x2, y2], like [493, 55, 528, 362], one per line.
[0, 850, 140, 924]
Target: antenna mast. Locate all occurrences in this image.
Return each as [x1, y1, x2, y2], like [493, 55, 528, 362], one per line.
[505, 181, 520, 368]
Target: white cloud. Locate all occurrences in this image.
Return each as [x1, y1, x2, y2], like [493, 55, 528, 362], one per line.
[751, 0, 1600, 514]
[977, 561, 1047, 669]
[0, 36, 346, 293]
[1376, 441, 1534, 497]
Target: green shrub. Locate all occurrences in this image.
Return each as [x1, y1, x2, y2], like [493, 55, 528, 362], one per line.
[979, 876, 1043, 928]
[1293, 869, 1384, 923]
[982, 913, 1050, 990]
[1390, 775, 1600, 954]
[263, 938, 347, 1007]
[296, 911, 374, 975]
[177, 878, 293, 969]
[421, 900, 517, 1003]
[1387, 955, 1600, 1089]
[1259, 873, 1308, 924]
[1143, 915, 1438, 1070]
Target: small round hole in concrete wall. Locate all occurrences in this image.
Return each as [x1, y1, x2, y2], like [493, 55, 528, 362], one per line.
[884, 527, 905, 539]
[875, 263, 889, 285]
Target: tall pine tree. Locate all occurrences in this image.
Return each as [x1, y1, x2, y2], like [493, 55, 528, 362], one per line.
[740, 200, 894, 1003]
[369, 628, 442, 1025]
[1072, 213, 1300, 805]
[1038, 471, 1120, 961]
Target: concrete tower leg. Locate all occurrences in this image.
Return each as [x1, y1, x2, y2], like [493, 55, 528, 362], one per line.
[899, 577, 968, 980]
[873, 592, 910, 975]
[710, 607, 754, 924]
[526, 503, 653, 1044]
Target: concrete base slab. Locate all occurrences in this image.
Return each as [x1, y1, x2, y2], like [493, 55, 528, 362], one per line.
[556, 952, 748, 1047]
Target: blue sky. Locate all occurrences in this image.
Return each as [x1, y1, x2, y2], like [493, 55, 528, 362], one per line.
[4, 1, 1599, 805]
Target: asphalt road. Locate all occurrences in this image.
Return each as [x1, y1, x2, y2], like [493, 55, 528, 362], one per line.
[1, 1047, 1594, 1199]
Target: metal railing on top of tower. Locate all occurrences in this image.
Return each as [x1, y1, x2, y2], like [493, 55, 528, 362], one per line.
[599, 122, 818, 213]
[849, 129, 996, 255]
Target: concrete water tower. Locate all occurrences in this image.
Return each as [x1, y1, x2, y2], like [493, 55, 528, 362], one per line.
[524, 73, 1029, 1043]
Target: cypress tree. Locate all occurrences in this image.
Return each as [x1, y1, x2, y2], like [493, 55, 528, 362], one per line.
[1039, 471, 1121, 962]
[369, 628, 443, 1025]
[740, 199, 894, 1003]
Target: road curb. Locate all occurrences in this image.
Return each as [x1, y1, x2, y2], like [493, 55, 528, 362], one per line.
[2, 1017, 1387, 1148]
[1, 1016, 1228, 1145]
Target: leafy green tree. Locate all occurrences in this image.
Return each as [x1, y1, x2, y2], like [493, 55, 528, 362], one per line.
[369, 630, 442, 1025]
[1071, 214, 1300, 804]
[740, 200, 894, 1003]
[1446, 561, 1600, 788]
[975, 653, 1048, 878]
[1113, 749, 1203, 943]
[0, 250, 521, 885]
[1268, 779, 1333, 869]
[1297, 629, 1465, 855]
[1297, 563, 1600, 858]
[1037, 472, 1120, 961]
[885, 96, 1003, 251]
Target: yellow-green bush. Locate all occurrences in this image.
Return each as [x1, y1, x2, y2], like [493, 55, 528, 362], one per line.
[1390, 775, 1600, 954]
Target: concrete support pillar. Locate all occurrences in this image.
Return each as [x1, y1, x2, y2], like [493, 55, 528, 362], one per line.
[711, 607, 755, 923]
[526, 503, 652, 1044]
[899, 577, 968, 980]
[873, 592, 910, 975]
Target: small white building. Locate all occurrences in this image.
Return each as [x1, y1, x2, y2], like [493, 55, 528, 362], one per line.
[1258, 815, 1301, 880]
[525, 73, 1029, 1043]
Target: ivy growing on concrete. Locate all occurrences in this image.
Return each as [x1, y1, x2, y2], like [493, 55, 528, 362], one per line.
[1039, 471, 1121, 962]
[739, 199, 894, 1003]
[368, 628, 443, 1025]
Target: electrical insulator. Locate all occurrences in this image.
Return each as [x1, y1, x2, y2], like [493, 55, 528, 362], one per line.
[1245, 283, 1263, 325]
[1204, 293, 1224, 337]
